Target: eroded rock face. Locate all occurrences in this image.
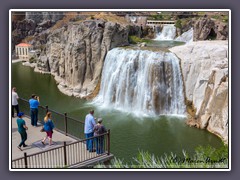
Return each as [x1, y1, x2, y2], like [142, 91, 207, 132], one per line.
[193, 18, 228, 41]
[12, 12, 64, 50]
[170, 41, 228, 143]
[12, 19, 37, 50]
[35, 20, 129, 98]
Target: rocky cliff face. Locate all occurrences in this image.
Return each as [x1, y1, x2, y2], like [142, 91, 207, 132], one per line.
[175, 17, 228, 41]
[34, 20, 129, 98]
[193, 18, 228, 41]
[12, 12, 64, 50]
[170, 41, 228, 143]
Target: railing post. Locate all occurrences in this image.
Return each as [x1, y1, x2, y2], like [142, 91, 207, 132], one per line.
[45, 105, 48, 114]
[24, 152, 28, 169]
[64, 112, 68, 136]
[63, 141, 67, 167]
[107, 129, 110, 155]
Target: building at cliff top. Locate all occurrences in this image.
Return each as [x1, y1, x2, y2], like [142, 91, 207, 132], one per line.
[15, 43, 33, 61]
[146, 20, 175, 27]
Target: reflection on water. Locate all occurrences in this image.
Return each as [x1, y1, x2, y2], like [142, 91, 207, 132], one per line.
[12, 62, 224, 163]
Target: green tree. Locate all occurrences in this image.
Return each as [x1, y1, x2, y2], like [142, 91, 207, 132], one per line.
[175, 19, 182, 29]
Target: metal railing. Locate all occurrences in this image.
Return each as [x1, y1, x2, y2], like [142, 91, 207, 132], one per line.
[18, 98, 85, 139]
[12, 131, 110, 168]
[13, 98, 112, 168]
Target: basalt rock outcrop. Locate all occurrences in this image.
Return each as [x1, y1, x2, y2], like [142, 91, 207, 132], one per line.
[12, 12, 64, 50]
[34, 20, 129, 98]
[193, 18, 228, 41]
[170, 41, 228, 143]
[175, 17, 228, 41]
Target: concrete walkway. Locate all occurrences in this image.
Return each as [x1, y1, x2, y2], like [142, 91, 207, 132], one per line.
[11, 116, 77, 160]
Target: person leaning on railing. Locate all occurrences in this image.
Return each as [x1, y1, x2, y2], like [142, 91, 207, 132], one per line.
[29, 94, 40, 127]
[84, 110, 96, 152]
[93, 118, 107, 155]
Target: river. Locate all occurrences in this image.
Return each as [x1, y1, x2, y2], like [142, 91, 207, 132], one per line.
[12, 61, 224, 164]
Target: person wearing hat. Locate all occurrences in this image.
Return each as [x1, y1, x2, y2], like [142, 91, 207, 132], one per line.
[84, 110, 96, 152]
[29, 94, 40, 127]
[16, 112, 28, 151]
[93, 118, 107, 154]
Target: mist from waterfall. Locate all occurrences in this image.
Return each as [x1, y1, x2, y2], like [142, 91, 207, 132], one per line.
[155, 24, 176, 40]
[93, 48, 186, 117]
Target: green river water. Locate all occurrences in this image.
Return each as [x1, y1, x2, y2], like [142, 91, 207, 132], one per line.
[12, 62, 224, 164]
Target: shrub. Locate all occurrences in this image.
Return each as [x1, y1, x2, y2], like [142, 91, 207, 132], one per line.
[175, 19, 182, 29]
[29, 57, 36, 63]
[128, 35, 151, 44]
[95, 145, 228, 168]
[222, 16, 228, 23]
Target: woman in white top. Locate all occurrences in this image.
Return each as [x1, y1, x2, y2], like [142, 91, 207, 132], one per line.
[12, 87, 19, 118]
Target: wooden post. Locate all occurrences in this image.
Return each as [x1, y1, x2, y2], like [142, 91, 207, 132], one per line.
[63, 141, 67, 167]
[107, 130, 110, 155]
[24, 152, 28, 169]
[64, 113, 68, 136]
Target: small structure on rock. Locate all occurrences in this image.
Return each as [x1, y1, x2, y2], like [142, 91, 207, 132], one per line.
[15, 43, 33, 61]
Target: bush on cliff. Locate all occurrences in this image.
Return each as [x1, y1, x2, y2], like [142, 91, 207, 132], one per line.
[129, 35, 151, 44]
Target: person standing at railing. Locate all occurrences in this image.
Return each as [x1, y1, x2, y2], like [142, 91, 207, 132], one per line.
[41, 112, 55, 146]
[29, 94, 40, 127]
[84, 110, 96, 152]
[12, 87, 19, 118]
[93, 118, 107, 154]
[16, 112, 28, 151]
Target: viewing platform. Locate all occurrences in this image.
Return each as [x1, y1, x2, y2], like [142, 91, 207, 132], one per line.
[11, 98, 113, 169]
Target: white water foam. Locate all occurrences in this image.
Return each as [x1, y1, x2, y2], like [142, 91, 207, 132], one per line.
[93, 48, 186, 117]
[155, 24, 176, 40]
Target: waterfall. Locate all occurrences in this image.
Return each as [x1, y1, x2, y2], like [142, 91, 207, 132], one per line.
[175, 28, 193, 43]
[155, 24, 176, 40]
[93, 48, 186, 116]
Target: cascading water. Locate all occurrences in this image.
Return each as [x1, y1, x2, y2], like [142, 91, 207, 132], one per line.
[155, 24, 176, 40]
[93, 48, 186, 116]
[175, 28, 193, 43]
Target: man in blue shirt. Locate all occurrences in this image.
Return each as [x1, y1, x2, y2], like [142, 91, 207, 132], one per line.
[29, 94, 40, 127]
[84, 109, 96, 152]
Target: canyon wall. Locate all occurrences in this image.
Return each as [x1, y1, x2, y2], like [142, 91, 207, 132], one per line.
[170, 41, 228, 143]
[34, 20, 129, 98]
